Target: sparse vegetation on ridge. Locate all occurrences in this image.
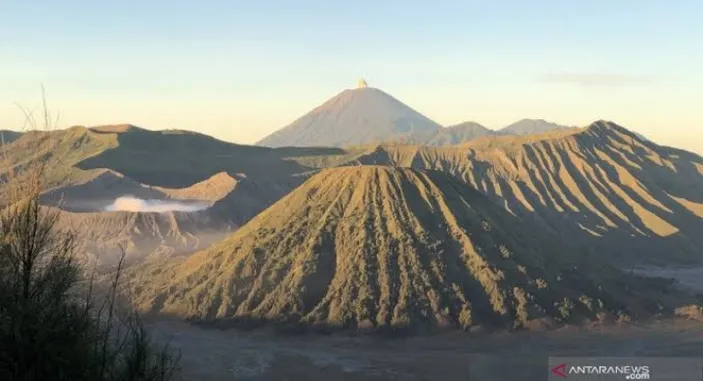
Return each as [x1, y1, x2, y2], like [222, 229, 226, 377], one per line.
[0, 100, 180, 380]
[0, 123, 325, 198]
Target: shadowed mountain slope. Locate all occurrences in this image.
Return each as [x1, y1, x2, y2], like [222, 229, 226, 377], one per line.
[154, 172, 239, 202]
[79, 125, 312, 187]
[206, 173, 309, 225]
[0, 124, 331, 222]
[127, 166, 684, 331]
[257, 86, 442, 148]
[337, 121, 703, 264]
[39, 168, 292, 214]
[0, 130, 23, 144]
[39, 169, 167, 212]
[0, 125, 317, 268]
[0, 124, 320, 191]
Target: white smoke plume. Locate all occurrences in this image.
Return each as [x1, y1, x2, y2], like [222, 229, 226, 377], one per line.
[104, 196, 210, 213]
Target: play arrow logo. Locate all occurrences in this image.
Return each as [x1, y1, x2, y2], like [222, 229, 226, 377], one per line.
[551, 363, 568, 378]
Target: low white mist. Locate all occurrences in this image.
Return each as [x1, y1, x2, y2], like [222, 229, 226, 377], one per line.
[104, 196, 210, 213]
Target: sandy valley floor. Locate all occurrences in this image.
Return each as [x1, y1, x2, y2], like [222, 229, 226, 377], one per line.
[148, 318, 703, 381]
[145, 266, 703, 381]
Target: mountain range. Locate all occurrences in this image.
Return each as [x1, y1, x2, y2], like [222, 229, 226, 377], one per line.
[256, 83, 570, 148]
[1, 126, 319, 266]
[256, 86, 442, 147]
[1, 83, 701, 332]
[127, 166, 684, 331]
[38, 169, 303, 267]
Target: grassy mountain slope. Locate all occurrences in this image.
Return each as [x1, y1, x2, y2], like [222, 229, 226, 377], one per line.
[337, 121, 703, 264]
[0, 124, 332, 214]
[127, 166, 684, 331]
[0, 124, 320, 190]
[0, 126, 324, 269]
[0, 127, 119, 192]
[79, 125, 311, 187]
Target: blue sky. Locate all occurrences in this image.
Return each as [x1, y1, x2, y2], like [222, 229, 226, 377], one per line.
[1, 0, 702, 152]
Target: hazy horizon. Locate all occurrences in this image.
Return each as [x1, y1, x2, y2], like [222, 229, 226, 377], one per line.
[1, 1, 701, 153]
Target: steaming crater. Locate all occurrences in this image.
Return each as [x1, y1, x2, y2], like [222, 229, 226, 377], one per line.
[104, 196, 210, 213]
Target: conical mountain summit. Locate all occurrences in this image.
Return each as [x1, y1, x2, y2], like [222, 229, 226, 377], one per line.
[128, 166, 677, 331]
[257, 83, 442, 148]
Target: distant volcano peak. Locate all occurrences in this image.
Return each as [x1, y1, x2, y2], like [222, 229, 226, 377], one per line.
[256, 83, 441, 148]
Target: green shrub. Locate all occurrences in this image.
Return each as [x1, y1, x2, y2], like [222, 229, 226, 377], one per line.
[0, 187, 180, 381]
